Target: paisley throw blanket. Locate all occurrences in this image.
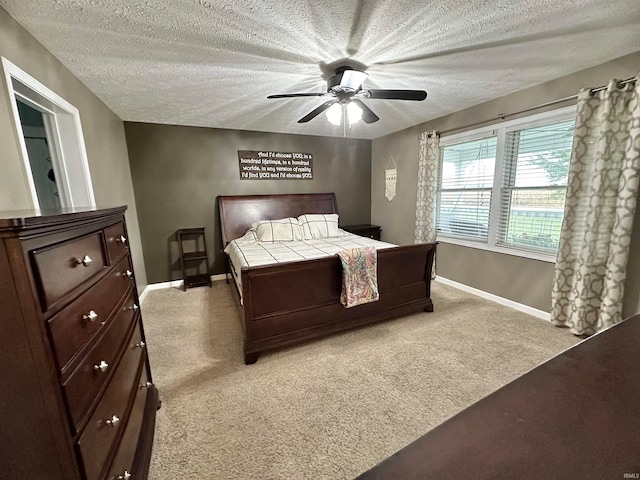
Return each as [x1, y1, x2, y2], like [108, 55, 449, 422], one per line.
[337, 246, 379, 308]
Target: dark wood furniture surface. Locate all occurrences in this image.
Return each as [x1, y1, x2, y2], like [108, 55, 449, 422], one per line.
[0, 206, 158, 480]
[177, 227, 212, 290]
[218, 193, 437, 364]
[356, 314, 640, 480]
[341, 224, 382, 240]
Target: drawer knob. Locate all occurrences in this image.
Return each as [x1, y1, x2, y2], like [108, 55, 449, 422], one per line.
[135, 341, 146, 349]
[83, 310, 98, 322]
[128, 304, 139, 311]
[116, 235, 128, 244]
[94, 360, 109, 372]
[140, 381, 153, 389]
[76, 255, 93, 267]
[123, 269, 134, 279]
[117, 471, 132, 480]
[105, 415, 120, 427]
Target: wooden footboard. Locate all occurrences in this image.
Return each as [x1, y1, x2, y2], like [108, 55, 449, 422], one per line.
[240, 243, 436, 364]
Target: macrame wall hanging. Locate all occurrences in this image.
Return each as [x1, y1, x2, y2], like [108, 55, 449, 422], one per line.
[385, 156, 397, 201]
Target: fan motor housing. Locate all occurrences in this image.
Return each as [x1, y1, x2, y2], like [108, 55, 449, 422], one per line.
[327, 66, 355, 92]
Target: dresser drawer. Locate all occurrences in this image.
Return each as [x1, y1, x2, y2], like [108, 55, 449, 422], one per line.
[32, 232, 107, 311]
[105, 223, 129, 264]
[105, 368, 151, 480]
[341, 224, 382, 240]
[358, 227, 381, 239]
[48, 255, 134, 373]
[63, 290, 140, 431]
[77, 324, 146, 480]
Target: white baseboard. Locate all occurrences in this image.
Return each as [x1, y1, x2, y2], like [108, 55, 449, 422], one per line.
[434, 276, 551, 321]
[139, 274, 227, 304]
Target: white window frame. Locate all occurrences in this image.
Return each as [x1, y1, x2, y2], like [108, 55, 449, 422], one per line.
[437, 105, 577, 263]
[2, 57, 95, 209]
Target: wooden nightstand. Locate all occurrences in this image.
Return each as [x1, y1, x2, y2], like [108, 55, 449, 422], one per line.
[341, 224, 382, 240]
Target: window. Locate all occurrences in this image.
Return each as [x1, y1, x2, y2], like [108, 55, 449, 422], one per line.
[436, 107, 576, 261]
[437, 135, 496, 241]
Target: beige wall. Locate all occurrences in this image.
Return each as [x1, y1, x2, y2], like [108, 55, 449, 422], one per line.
[372, 51, 640, 317]
[0, 8, 147, 290]
[125, 122, 372, 283]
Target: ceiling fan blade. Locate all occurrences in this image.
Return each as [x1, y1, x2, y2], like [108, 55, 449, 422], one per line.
[351, 99, 379, 124]
[298, 100, 336, 123]
[340, 70, 368, 90]
[359, 89, 427, 101]
[267, 93, 328, 99]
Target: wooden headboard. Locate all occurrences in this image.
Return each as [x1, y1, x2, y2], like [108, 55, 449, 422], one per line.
[217, 193, 338, 245]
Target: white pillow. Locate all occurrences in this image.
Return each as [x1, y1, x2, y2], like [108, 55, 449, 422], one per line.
[298, 214, 340, 239]
[236, 228, 258, 243]
[252, 217, 303, 242]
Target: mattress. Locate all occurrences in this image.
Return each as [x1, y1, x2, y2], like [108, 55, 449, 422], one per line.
[224, 229, 396, 300]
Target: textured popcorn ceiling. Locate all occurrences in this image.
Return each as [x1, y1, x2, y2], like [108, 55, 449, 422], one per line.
[2, 0, 639, 139]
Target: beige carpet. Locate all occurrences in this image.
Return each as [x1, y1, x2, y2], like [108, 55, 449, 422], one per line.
[142, 281, 578, 480]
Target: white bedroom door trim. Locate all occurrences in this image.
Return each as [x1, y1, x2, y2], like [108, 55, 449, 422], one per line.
[2, 57, 95, 209]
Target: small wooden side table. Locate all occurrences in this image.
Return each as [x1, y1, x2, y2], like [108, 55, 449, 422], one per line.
[177, 228, 212, 290]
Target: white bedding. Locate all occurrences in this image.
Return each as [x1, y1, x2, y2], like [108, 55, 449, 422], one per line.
[224, 229, 396, 299]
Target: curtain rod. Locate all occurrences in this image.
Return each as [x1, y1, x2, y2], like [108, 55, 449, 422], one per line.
[430, 75, 637, 137]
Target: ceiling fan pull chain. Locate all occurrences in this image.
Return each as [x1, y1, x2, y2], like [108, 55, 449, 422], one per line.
[343, 105, 347, 137]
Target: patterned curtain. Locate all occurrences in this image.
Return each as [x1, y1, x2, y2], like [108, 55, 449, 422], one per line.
[551, 76, 640, 336]
[414, 131, 440, 243]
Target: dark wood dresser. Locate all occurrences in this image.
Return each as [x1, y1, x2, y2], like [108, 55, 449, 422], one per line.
[357, 315, 640, 479]
[0, 206, 158, 480]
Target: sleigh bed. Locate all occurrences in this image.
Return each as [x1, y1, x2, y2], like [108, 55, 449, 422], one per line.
[218, 193, 437, 364]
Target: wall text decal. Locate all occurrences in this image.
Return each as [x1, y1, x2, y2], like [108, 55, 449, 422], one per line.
[238, 150, 313, 180]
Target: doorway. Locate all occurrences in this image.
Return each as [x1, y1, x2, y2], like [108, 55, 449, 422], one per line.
[16, 100, 61, 209]
[2, 57, 95, 209]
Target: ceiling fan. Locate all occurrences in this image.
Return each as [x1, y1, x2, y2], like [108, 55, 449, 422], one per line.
[267, 66, 427, 125]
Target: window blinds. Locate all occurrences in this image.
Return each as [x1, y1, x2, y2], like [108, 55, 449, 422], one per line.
[436, 136, 497, 240]
[496, 119, 575, 251]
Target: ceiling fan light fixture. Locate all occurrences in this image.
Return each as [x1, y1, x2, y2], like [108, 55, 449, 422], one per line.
[326, 103, 342, 125]
[347, 101, 362, 124]
[325, 101, 363, 126]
